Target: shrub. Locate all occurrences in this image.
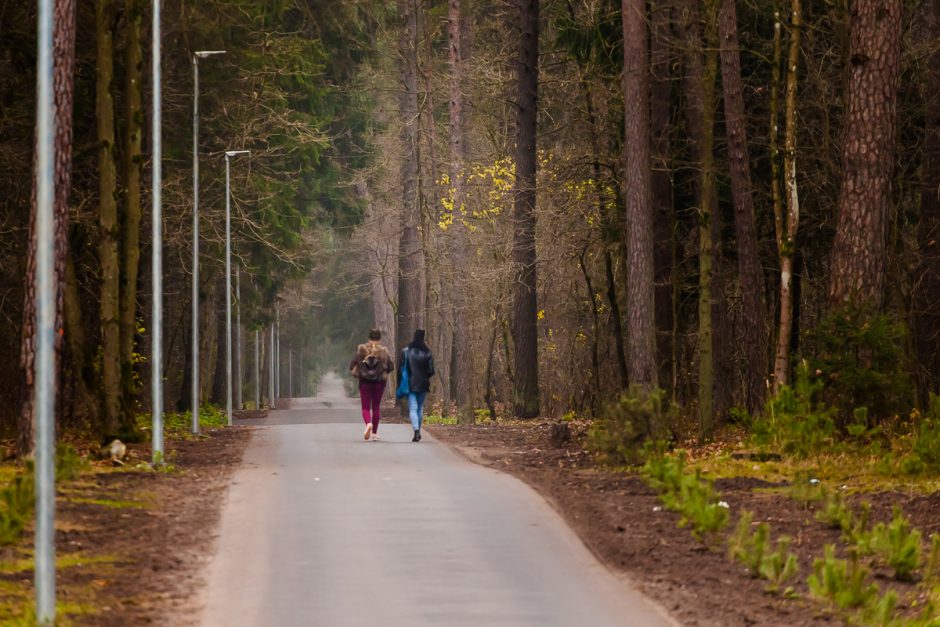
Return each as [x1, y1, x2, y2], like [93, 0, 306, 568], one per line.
[588, 386, 672, 466]
[759, 536, 800, 593]
[728, 511, 768, 575]
[815, 488, 855, 532]
[728, 511, 799, 592]
[0, 467, 35, 545]
[926, 534, 940, 583]
[808, 545, 878, 610]
[788, 471, 826, 506]
[869, 507, 923, 582]
[56, 444, 86, 482]
[898, 394, 940, 476]
[805, 303, 913, 425]
[750, 362, 836, 457]
[642, 452, 728, 541]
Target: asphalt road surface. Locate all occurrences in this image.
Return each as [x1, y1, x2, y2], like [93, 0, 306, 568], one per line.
[201, 372, 676, 627]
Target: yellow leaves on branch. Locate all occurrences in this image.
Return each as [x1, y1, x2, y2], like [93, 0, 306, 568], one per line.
[436, 158, 515, 232]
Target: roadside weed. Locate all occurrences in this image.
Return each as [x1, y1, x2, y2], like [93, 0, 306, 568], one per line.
[759, 536, 800, 593]
[808, 545, 878, 610]
[869, 507, 923, 582]
[643, 452, 728, 541]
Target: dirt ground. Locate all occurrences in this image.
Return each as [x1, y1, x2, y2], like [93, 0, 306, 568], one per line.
[0, 425, 252, 624]
[428, 420, 940, 627]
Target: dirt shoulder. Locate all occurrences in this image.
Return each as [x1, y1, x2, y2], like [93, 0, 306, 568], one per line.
[0, 425, 252, 624]
[428, 421, 838, 627]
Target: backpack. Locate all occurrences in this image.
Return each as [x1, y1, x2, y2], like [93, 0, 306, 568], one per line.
[359, 345, 384, 381]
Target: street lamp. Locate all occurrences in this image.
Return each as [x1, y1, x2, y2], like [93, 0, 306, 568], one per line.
[152, 0, 165, 467]
[236, 265, 242, 410]
[33, 0, 56, 621]
[191, 49, 225, 435]
[225, 150, 249, 426]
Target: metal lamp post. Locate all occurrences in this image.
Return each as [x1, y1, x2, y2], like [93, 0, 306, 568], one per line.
[33, 0, 56, 620]
[191, 49, 225, 435]
[269, 322, 275, 407]
[236, 265, 242, 410]
[254, 329, 260, 409]
[224, 150, 249, 426]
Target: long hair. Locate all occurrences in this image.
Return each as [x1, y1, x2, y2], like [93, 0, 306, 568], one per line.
[407, 329, 429, 351]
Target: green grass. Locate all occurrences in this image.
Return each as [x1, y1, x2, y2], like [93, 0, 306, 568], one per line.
[65, 496, 148, 510]
[136, 404, 228, 440]
[0, 552, 117, 576]
[424, 413, 458, 425]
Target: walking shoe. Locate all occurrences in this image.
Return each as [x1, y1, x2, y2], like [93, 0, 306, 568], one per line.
[363, 424, 371, 440]
[412, 430, 420, 442]
[371, 432, 380, 441]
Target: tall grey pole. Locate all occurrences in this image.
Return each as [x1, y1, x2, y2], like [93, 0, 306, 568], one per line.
[289, 348, 293, 399]
[191, 49, 226, 435]
[275, 306, 281, 399]
[254, 329, 260, 409]
[299, 352, 303, 397]
[151, 0, 164, 464]
[236, 265, 242, 410]
[269, 322, 275, 407]
[34, 0, 56, 620]
[224, 150, 249, 427]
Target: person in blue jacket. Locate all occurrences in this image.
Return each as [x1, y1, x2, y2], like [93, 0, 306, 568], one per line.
[398, 329, 435, 442]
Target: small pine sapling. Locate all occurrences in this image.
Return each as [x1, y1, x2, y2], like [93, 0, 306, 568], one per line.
[925, 534, 940, 583]
[870, 507, 923, 582]
[728, 511, 768, 574]
[808, 545, 878, 610]
[759, 536, 800, 593]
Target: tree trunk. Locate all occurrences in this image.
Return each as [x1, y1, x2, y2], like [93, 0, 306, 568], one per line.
[719, 0, 768, 412]
[396, 0, 425, 366]
[564, 0, 629, 391]
[829, 0, 902, 307]
[915, 0, 940, 392]
[773, 2, 802, 390]
[96, 0, 121, 435]
[623, 0, 657, 389]
[448, 0, 474, 417]
[119, 0, 143, 422]
[510, 0, 540, 418]
[18, 0, 77, 456]
[698, 0, 720, 441]
[650, 0, 675, 395]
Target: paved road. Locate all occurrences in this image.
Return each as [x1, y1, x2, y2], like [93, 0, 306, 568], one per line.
[201, 373, 675, 627]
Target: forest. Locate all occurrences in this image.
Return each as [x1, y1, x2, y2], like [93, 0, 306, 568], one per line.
[5, 0, 937, 442]
[6, 0, 940, 624]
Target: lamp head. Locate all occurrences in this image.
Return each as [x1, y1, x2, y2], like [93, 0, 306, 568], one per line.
[225, 150, 250, 158]
[194, 50, 227, 58]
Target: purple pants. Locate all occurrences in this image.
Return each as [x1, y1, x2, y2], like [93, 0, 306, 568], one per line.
[359, 380, 386, 433]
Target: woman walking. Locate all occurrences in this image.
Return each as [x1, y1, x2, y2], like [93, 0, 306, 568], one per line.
[398, 329, 435, 442]
[350, 329, 394, 441]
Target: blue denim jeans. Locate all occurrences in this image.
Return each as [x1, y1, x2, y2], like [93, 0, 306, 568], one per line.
[408, 392, 428, 431]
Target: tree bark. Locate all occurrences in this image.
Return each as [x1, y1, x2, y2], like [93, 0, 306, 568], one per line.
[623, 0, 657, 389]
[510, 0, 540, 418]
[829, 0, 902, 307]
[396, 0, 426, 366]
[119, 0, 143, 421]
[448, 0, 474, 417]
[650, 0, 676, 395]
[915, 0, 940, 392]
[18, 0, 77, 455]
[773, 2, 802, 390]
[97, 0, 121, 435]
[698, 0, 720, 441]
[564, 0, 629, 391]
[719, 0, 768, 412]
